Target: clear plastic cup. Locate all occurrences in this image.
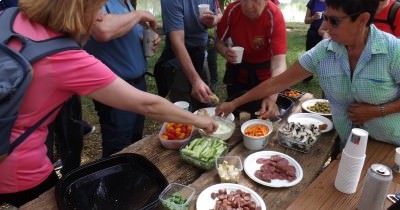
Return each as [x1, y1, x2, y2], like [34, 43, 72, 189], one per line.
[198, 4, 210, 16]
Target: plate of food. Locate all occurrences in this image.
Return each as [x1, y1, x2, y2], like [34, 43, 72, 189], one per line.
[301, 99, 331, 116]
[194, 107, 235, 121]
[287, 113, 333, 133]
[279, 88, 305, 101]
[196, 183, 266, 210]
[243, 151, 303, 188]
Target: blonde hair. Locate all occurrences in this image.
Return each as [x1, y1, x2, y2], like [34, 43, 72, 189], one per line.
[19, 0, 106, 42]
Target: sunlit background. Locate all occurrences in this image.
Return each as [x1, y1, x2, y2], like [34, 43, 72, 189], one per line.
[136, 0, 308, 23]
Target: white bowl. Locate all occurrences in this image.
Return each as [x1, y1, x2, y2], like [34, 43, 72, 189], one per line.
[199, 117, 235, 140]
[241, 119, 273, 150]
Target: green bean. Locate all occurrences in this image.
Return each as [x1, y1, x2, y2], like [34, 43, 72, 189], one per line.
[308, 102, 330, 114]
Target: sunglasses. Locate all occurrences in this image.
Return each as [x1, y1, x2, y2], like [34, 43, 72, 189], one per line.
[322, 12, 362, 28]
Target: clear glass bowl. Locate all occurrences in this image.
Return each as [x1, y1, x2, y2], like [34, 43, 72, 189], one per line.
[278, 129, 320, 153]
[159, 183, 195, 210]
[180, 137, 229, 170]
[215, 156, 243, 183]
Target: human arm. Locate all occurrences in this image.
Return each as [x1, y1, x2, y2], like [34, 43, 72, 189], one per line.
[258, 54, 287, 119]
[304, 8, 321, 24]
[318, 21, 331, 39]
[88, 77, 218, 132]
[216, 61, 312, 116]
[200, 7, 223, 28]
[91, 10, 158, 42]
[348, 99, 400, 125]
[215, 39, 237, 64]
[169, 30, 214, 103]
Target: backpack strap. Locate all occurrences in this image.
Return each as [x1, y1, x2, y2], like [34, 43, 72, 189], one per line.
[8, 104, 63, 154]
[0, 7, 80, 64]
[0, 8, 80, 154]
[388, 0, 400, 32]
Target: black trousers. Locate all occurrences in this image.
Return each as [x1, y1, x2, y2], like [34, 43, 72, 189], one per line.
[0, 171, 58, 207]
[47, 95, 83, 175]
[154, 40, 208, 111]
[306, 28, 322, 51]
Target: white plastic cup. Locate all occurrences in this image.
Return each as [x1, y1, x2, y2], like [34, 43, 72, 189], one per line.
[395, 147, 400, 166]
[143, 28, 156, 57]
[198, 4, 210, 16]
[315, 11, 323, 19]
[174, 101, 190, 111]
[343, 128, 368, 158]
[232, 46, 244, 64]
[334, 150, 366, 194]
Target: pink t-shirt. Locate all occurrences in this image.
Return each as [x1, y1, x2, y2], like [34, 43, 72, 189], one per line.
[0, 13, 117, 193]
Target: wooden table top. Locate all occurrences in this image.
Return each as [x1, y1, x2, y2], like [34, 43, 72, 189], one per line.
[287, 139, 400, 210]
[20, 93, 338, 210]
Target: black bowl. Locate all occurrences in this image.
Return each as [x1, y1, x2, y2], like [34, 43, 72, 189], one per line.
[276, 95, 295, 117]
[55, 153, 168, 210]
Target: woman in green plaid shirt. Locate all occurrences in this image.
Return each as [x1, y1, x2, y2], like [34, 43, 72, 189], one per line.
[217, 0, 400, 147]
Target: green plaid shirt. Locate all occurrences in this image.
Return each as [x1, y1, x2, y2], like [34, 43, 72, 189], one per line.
[299, 25, 400, 146]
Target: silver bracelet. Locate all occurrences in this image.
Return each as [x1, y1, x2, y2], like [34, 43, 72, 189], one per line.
[379, 104, 385, 117]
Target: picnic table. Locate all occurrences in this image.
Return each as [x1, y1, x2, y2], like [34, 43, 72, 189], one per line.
[20, 93, 339, 210]
[288, 139, 400, 210]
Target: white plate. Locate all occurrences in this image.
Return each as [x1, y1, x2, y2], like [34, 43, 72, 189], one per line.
[193, 107, 235, 121]
[244, 151, 303, 188]
[196, 183, 266, 210]
[301, 99, 331, 116]
[287, 113, 333, 133]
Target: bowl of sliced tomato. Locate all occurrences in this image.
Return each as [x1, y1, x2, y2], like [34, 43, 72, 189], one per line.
[159, 122, 194, 150]
[241, 119, 273, 150]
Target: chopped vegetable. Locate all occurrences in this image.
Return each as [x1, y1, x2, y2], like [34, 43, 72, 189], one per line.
[244, 124, 269, 137]
[162, 193, 188, 210]
[217, 160, 241, 183]
[180, 137, 228, 169]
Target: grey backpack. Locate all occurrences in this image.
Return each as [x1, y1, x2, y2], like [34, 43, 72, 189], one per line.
[0, 7, 80, 160]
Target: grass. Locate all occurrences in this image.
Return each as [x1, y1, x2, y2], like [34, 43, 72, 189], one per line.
[80, 22, 322, 163]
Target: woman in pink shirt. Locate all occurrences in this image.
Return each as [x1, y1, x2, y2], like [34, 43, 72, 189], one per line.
[0, 0, 217, 207]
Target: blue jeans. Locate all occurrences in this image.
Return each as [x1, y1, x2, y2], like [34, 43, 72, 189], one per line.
[94, 76, 146, 157]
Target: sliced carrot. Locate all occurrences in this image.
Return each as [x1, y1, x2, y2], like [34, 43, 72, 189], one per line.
[244, 124, 269, 137]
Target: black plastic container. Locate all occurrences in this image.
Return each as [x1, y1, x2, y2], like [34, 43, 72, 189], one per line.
[277, 95, 295, 117]
[55, 153, 168, 210]
[227, 91, 294, 119]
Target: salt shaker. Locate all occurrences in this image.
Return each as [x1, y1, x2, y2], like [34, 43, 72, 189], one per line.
[358, 163, 393, 210]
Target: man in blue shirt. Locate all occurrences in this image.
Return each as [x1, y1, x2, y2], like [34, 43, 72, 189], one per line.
[155, 0, 221, 111]
[84, 0, 160, 157]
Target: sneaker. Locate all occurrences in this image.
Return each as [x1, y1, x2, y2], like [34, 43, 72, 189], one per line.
[53, 159, 63, 171]
[80, 120, 95, 135]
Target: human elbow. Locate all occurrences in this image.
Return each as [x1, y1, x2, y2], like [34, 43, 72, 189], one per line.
[91, 27, 114, 42]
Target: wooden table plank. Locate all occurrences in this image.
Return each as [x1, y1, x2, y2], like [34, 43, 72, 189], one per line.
[287, 140, 400, 210]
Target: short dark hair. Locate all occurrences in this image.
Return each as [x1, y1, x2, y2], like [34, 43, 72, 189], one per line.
[325, 0, 379, 25]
